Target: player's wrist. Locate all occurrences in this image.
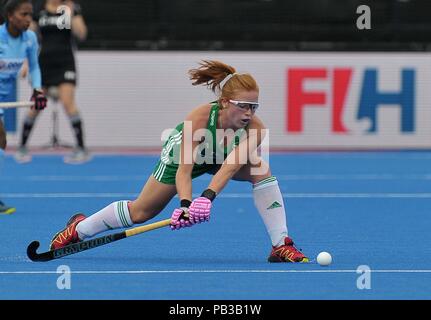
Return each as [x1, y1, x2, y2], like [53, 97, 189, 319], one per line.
[201, 189, 217, 202]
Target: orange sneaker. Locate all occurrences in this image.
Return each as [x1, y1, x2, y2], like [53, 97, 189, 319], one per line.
[49, 213, 86, 250]
[268, 237, 309, 263]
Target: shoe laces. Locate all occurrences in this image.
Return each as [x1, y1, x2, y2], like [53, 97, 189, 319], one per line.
[276, 243, 304, 261]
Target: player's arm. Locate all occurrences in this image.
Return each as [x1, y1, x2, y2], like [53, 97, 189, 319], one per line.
[175, 106, 210, 202]
[72, 15, 87, 41]
[21, 19, 40, 79]
[183, 116, 266, 227]
[171, 105, 211, 230]
[208, 116, 267, 194]
[26, 31, 47, 110]
[26, 31, 42, 90]
[68, 1, 87, 41]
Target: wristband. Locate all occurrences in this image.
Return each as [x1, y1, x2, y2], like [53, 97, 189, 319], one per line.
[201, 189, 217, 202]
[180, 199, 192, 208]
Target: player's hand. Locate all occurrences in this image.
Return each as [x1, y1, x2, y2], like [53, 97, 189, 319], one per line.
[31, 89, 47, 110]
[188, 197, 212, 224]
[188, 189, 216, 224]
[170, 207, 193, 230]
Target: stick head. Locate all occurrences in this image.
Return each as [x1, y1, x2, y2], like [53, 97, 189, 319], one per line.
[27, 241, 40, 261]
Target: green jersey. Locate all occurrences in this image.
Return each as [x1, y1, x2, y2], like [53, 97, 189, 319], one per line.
[153, 101, 245, 185]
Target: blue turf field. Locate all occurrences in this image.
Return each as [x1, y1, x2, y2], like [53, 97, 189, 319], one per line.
[0, 152, 430, 299]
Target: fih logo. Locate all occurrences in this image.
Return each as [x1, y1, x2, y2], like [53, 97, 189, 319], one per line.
[286, 68, 415, 133]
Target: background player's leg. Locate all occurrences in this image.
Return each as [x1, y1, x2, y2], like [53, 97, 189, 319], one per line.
[59, 83, 90, 164]
[232, 159, 288, 246]
[0, 118, 16, 214]
[76, 176, 177, 240]
[0, 117, 5, 150]
[15, 108, 38, 163]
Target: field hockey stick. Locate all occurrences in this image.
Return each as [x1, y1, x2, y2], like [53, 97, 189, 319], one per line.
[0, 101, 34, 109]
[27, 218, 172, 262]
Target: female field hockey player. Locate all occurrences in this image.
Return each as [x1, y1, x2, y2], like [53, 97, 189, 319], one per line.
[50, 60, 308, 263]
[0, 0, 47, 214]
[15, 0, 90, 164]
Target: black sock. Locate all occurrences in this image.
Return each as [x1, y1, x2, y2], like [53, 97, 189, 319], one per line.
[69, 114, 84, 149]
[21, 117, 36, 147]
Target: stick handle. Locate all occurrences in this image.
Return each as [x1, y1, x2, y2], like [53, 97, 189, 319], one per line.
[125, 218, 171, 237]
[0, 101, 34, 109]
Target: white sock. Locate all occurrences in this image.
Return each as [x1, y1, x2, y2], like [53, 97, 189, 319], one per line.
[76, 200, 133, 239]
[253, 176, 288, 247]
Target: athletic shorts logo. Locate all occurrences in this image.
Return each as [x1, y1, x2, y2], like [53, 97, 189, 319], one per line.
[64, 71, 76, 80]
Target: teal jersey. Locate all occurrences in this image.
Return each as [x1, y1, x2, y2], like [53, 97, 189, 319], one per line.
[0, 23, 41, 105]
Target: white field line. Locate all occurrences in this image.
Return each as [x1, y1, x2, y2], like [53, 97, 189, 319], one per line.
[2, 193, 431, 199]
[3, 174, 431, 181]
[0, 269, 431, 274]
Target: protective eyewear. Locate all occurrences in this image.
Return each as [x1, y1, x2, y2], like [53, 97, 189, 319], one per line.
[229, 100, 259, 112]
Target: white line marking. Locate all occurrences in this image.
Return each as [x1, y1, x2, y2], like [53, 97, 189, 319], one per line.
[1, 193, 138, 198]
[235, 193, 431, 199]
[272, 153, 431, 160]
[0, 270, 430, 274]
[14, 176, 146, 181]
[2, 193, 431, 199]
[2, 174, 431, 181]
[278, 174, 431, 181]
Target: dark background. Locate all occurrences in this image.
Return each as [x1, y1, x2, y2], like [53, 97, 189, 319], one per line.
[15, 0, 431, 50]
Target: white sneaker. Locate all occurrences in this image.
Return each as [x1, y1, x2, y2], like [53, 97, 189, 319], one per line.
[14, 147, 32, 163]
[63, 148, 92, 164]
